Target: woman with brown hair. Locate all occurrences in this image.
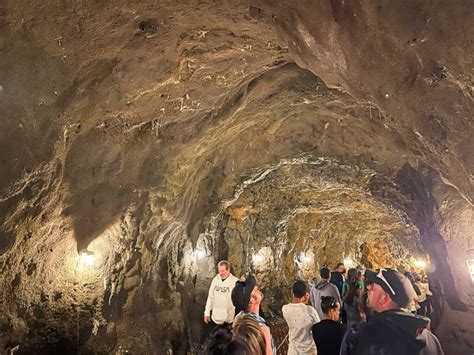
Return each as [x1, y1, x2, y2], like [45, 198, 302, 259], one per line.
[232, 312, 267, 355]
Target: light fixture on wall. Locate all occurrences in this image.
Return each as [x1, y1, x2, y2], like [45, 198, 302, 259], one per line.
[194, 249, 206, 260]
[414, 260, 427, 269]
[300, 253, 312, 264]
[78, 249, 95, 270]
[343, 257, 354, 268]
[252, 253, 265, 264]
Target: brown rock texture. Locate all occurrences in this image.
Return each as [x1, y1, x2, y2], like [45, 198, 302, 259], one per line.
[0, 0, 472, 354]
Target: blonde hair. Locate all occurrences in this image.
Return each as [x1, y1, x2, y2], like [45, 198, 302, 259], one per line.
[232, 313, 266, 355]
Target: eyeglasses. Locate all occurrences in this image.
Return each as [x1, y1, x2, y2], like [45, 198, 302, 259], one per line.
[377, 269, 396, 295]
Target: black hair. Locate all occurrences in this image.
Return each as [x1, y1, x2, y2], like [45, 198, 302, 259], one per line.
[335, 262, 344, 268]
[320, 296, 339, 313]
[320, 267, 330, 279]
[292, 280, 308, 298]
[207, 324, 251, 355]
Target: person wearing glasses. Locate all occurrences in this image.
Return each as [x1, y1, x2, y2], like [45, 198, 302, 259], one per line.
[340, 268, 444, 355]
[311, 296, 347, 355]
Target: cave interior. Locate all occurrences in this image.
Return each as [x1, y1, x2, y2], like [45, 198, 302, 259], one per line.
[0, 1, 473, 354]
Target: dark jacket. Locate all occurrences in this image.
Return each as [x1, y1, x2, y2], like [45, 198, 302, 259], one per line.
[340, 309, 444, 355]
[330, 271, 344, 296]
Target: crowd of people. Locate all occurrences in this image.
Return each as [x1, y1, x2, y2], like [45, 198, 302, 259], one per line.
[203, 260, 444, 355]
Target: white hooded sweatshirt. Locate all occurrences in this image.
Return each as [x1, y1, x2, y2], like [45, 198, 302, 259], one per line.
[204, 273, 239, 324]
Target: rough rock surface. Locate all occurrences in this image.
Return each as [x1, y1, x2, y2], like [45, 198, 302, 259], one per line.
[0, 1, 472, 354]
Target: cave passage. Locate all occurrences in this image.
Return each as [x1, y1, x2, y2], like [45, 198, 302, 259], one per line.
[0, 1, 473, 354]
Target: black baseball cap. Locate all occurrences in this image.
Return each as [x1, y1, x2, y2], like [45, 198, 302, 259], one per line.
[231, 275, 257, 314]
[365, 268, 415, 308]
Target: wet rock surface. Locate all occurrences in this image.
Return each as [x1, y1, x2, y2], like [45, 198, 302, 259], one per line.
[0, 1, 472, 354]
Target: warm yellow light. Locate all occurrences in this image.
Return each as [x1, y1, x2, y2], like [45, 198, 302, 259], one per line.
[78, 250, 95, 269]
[415, 260, 426, 269]
[301, 253, 312, 264]
[194, 249, 206, 259]
[252, 253, 265, 263]
[343, 258, 354, 267]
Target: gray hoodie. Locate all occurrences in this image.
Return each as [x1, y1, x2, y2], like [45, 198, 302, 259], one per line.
[310, 280, 342, 320]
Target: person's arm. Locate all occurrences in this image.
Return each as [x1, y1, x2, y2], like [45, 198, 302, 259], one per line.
[309, 286, 315, 307]
[260, 324, 273, 355]
[204, 278, 216, 323]
[311, 306, 321, 324]
[331, 284, 342, 306]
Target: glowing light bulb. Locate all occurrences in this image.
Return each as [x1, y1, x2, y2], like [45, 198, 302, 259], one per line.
[78, 250, 95, 269]
[343, 258, 354, 267]
[415, 260, 426, 269]
[194, 249, 206, 259]
[252, 253, 265, 263]
[301, 253, 312, 264]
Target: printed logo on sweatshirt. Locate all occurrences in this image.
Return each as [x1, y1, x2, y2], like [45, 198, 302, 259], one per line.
[214, 285, 231, 293]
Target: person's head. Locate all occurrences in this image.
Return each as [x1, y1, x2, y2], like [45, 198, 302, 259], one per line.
[357, 270, 364, 281]
[365, 268, 416, 312]
[218, 260, 231, 279]
[207, 323, 252, 355]
[233, 313, 266, 355]
[232, 275, 262, 314]
[404, 271, 414, 282]
[347, 268, 358, 283]
[412, 272, 422, 283]
[335, 262, 345, 273]
[320, 267, 331, 280]
[291, 280, 309, 302]
[320, 296, 341, 320]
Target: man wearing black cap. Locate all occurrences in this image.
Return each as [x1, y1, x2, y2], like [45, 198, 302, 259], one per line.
[340, 268, 444, 355]
[231, 275, 275, 355]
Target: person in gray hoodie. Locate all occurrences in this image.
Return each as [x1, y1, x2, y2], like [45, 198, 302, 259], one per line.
[310, 267, 342, 320]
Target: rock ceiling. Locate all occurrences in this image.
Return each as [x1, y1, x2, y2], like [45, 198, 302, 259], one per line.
[0, 0, 472, 353]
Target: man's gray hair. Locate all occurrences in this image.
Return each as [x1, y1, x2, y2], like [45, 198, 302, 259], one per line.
[218, 260, 230, 270]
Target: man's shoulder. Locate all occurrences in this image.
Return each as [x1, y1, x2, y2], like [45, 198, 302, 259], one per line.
[228, 274, 239, 282]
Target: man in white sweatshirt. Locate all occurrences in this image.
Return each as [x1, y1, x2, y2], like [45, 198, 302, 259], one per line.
[204, 260, 239, 325]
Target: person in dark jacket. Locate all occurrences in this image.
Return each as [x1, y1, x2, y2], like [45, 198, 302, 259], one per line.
[329, 262, 346, 297]
[340, 268, 444, 355]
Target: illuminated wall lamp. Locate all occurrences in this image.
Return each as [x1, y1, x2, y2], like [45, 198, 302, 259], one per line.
[343, 258, 354, 268]
[194, 249, 206, 260]
[301, 253, 312, 264]
[78, 249, 95, 269]
[252, 253, 265, 263]
[414, 260, 427, 269]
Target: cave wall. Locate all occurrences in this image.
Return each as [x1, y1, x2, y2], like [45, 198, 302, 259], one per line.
[0, 1, 473, 354]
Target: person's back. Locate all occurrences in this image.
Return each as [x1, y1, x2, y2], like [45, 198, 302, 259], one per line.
[311, 268, 341, 319]
[312, 296, 346, 355]
[312, 320, 346, 355]
[347, 310, 434, 355]
[282, 280, 320, 355]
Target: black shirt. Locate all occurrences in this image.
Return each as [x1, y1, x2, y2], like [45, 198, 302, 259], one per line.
[312, 319, 347, 355]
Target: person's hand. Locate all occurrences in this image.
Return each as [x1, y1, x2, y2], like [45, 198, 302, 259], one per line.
[204, 315, 210, 324]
